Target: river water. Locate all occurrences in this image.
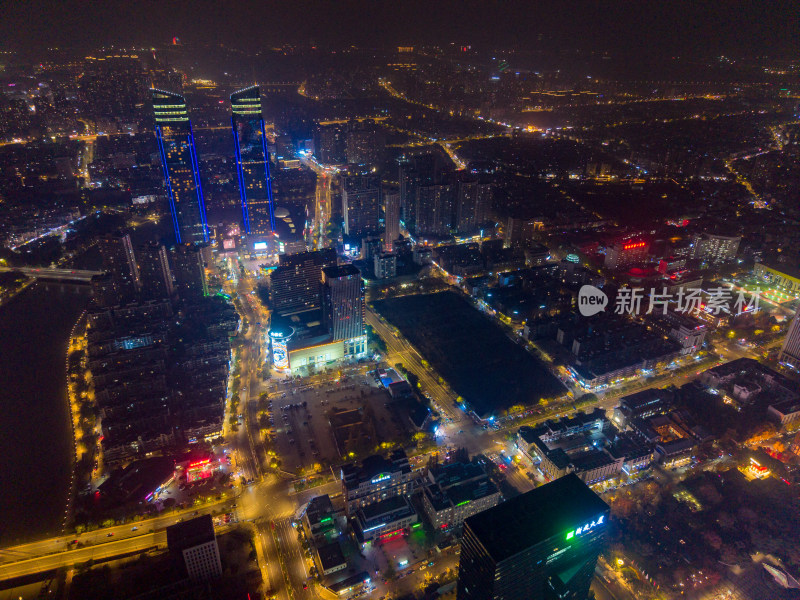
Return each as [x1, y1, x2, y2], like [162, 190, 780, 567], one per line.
[0, 282, 91, 545]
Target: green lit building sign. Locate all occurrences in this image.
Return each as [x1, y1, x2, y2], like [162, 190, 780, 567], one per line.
[565, 514, 604, 540]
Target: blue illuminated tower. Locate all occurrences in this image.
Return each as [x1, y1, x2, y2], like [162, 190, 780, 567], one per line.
[231, 85, 275, 241]
[152, 89, 209, 245]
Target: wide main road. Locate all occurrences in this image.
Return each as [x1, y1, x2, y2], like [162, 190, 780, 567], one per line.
[366, 305, 461, 425]
[225, 261, 315, 600]
[0, 531, 166, 581]
[0, 497, 235, 567]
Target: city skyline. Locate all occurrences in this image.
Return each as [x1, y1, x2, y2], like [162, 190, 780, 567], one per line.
[1, 10, 800, 600]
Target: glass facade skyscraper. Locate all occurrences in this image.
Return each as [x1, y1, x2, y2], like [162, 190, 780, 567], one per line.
[457, 474, 609, 600]
[152, 89, 209, 245]
[231, 85, 275, 238]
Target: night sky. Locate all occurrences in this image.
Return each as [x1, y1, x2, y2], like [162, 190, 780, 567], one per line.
[1, 0, 798, 58]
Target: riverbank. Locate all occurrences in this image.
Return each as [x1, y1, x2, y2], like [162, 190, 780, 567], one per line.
[0, 282, 91, 545]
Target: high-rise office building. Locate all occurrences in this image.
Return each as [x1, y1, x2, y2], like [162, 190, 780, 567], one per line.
[231, 85, 275, 240]
[456, 179, 493, 235]
[152, 89, 209, 245]
[779, 308, 800, 368]
[416, 182, 457, 237]
[457, 474, 609, 600]
[137, 242, 174, 300]
[169, 243, 207, 301]
[322, 264, 364, 341]
[269, 249, 337, 316]
[342, 175, 381, 236]
[383, 192, 400, 252]
[97, 232, 140, 304]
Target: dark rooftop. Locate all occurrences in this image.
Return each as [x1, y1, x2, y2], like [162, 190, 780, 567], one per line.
[305, 494, 335, 526]
[322, 263, 361, 279]
[359, 494, 410, 520]
[166, 514, 215, 552]
[316, 541, 346, 571]
[463, 474, 608, 562]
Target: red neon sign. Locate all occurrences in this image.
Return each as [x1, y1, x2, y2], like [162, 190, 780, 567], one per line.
[378, 528, 405, 541]
[188, 458, 211, 468]
[623, 241, 646, 251]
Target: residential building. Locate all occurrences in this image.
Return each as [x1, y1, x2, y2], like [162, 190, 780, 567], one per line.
[383, 192, 400, 252]
[169, 243, 207, 301]
[97, 232, 140, 305]
[136, 242, 173, 300]
[691, 232, 740, 264]
[373, 252, 397, 279]
[456, 179, 493, 235]
[342, 175, 381, 236]
[415, 182, 456, 237]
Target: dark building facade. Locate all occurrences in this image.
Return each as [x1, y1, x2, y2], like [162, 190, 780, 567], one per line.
[383, 192, 400, 252]
[80, 55, 147, 120]
[342, 174, 381, 236]
[456, 179, 493, 235]
[97, 232, 140, 305]
[137, 242, 174, 300]
[152, 89, 209, 245]
[231, 85, 275, 238]
[314, 123, 346, 164]
[416, 182, 457, 238]
[169, 243, 207, 302]
[269, 248, 337, 316]
[457, 474, 609, 600]
[398, 153, 451, 228]
[345, 119, 385, 166]
[322, 264, 364, 342]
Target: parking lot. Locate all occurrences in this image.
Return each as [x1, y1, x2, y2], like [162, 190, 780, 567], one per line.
[263, 364, 416, 474]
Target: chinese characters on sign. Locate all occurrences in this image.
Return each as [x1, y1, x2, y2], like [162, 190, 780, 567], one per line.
[613, 286, 760, 316]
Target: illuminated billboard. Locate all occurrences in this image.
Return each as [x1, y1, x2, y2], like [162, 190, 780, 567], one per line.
[269, 327, 294, 371]
[253, 241, 268, 251]
[222, 238, 236, 250]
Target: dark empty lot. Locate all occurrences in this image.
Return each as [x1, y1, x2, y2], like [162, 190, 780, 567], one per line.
[372, 291, 565, 417]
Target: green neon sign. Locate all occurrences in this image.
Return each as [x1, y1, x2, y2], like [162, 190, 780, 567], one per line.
[566, 530, 574, 540]
[412, 522, 422, 529]
[320, 517, 333, 523]
[456, 500, 471, 507]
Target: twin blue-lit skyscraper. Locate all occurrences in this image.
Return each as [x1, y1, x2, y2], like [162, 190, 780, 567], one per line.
[152, 89, 209, 245]
[152, 85, 274, 247]
[231, 85, 275, 241]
